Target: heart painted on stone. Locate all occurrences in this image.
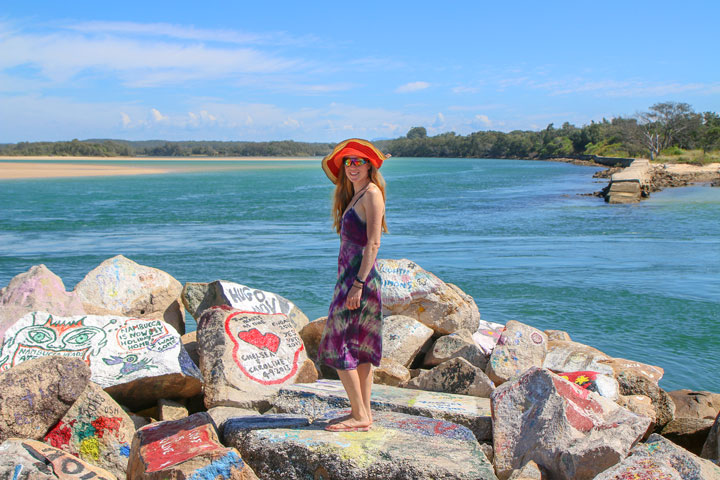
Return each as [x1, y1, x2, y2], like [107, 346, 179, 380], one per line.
[237, 328, 281, 353]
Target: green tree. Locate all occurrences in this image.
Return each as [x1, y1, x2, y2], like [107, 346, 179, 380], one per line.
[406, 126, 427, 139]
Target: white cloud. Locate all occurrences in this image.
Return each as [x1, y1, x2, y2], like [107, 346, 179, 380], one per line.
[120, 112, 131, 127]
[396, 81, 430, 93]
[475, 114, 492, 127]
[151, 108, 168, 122]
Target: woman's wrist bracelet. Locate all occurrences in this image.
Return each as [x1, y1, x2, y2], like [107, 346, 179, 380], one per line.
[355, 276, 366, 285]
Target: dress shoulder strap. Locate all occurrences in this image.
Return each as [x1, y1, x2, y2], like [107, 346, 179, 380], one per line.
[350, 187, 369, 208]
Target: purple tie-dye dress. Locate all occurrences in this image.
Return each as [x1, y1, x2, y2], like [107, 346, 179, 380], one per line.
[317, 200, 383, 370]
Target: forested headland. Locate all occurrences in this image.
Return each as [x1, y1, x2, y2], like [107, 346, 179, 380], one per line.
[1, 102, 718, 163]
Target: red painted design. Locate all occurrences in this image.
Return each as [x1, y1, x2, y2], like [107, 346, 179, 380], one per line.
[237, 328, 281, 353]
[557, 371, 599, 390]
[142, 421, 219, 472]
[91, 416, 122, 438]
[44, 419, 77, 448]
[553, 377, 604, 433]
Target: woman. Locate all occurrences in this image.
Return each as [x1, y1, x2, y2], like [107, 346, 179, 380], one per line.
[317, 138, 388, 432]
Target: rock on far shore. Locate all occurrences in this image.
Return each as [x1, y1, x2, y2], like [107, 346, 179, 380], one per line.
[183, 279, 309, 332]
[74, 255, 185, 334]
[378, 258, 481, 334]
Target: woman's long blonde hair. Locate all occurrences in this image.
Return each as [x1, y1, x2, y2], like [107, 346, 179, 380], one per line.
[332, 164, 388, 234]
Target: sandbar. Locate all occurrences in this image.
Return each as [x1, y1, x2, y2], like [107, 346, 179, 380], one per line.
[0, 162, 170, 179]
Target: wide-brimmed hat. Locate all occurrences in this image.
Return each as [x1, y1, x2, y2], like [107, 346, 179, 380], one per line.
[321, 138, 387, 184]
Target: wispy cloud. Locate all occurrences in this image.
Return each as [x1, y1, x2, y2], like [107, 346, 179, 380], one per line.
[396, 81, 430, 93]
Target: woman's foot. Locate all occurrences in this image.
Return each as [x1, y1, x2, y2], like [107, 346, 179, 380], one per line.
[324, 418, 371, 432]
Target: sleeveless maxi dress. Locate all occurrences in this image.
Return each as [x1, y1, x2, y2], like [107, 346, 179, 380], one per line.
[317, 192, 383, 370]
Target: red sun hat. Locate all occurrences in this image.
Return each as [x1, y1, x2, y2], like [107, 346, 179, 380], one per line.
[322, 138, 388, 184]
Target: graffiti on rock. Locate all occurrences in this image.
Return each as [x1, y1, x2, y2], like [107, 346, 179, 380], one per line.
[220, 281, 294, 315]
[377, 259, 442, 304]
[226, 312, 304, 385]
[142, 422, 219, 472]
[45, 414, 129, 464]
[21, 440, 115, 480]
[103, 354, 157, 378]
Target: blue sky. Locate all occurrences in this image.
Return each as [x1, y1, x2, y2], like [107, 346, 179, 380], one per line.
[1, 1, 719, 143]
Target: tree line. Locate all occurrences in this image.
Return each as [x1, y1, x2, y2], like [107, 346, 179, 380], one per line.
[1, 102, 718, 160]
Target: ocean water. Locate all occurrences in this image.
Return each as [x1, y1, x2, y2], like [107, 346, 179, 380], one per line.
[0, 157, 718, 393]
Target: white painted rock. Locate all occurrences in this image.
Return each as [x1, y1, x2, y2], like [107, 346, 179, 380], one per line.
[127, 412, 257, 480]
[0, 311, 202, 409]
[404, 357, 495, 397]
[491, 367, 650, 480]
[554, 370, 620, 400]
[43, 382, 135, 478]
[197, 306, 308, 409]
[425, 329, 488, 370]
[596, 434, 720, 480]
[74, 255, 185, 334]
[542, 339, 614, 375]
[472, 319, 505, 356]
[0, 264, 85, 338]
[378, 259, 480, 334]
[183, 280, 309, 332]
[382, 314, 434, 367]
[486, 320, 548, 386]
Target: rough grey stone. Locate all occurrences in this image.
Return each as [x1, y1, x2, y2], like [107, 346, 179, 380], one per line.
[660, 417, 716, 456]
[702, 411, 720, 462]
[404, 357, 495, 397]
[424, 329, 488, 370]
[382, 314, 434, 367]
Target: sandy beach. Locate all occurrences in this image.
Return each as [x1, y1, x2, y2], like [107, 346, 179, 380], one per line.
[0, 156, 316, 179]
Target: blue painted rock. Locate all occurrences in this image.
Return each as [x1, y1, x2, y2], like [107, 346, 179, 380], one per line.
[74, 255, 185, 334]
[0, 311, 202, 410]
[271, 378, 493, 441]
[486, 320, 548, 386]
[223, 414, 311, 437]
[183, 280, 309, 332]
[44, 382, 135, 478]
[1, 439, 118, 479]
[225, 410, 497, 480]
[491, 367, 651, 480]
[377, 258, 481, 335]
[127, 412, 257, 480]
[197, 307, 308, 410]
[595, 434, 720, 480]
[0, 356, 90, 442]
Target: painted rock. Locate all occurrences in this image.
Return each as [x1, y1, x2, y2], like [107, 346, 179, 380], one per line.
[226, 410, 497, 480]
[553, 370, 619, 400]
[595, 433, 720, 480]
[702, 411, 720, 462]
[0, 264, 85, 339]
[472, 319, 505, 356]
[543, 329, 571, 341]
[207, 407, 261, 436]
[44, 382, 134, 478]
[271, 378, 493, 441]
[197, 307, 308, 409]
[668, 389, 720, 420]
[404, 357, 495, 397]
[0, 311, 202, 410]
[223, 414, 311, 436]
[373, 357, 411, 386]
[424, 329, 488, 370]
[598, 356, 665, 384]
[0, 438, 117, 480]
[486, 320, 548, 386]
[74, 255, 185, 334]
[542, 339, 614, 376]
[127, 412, 257, 480]
[0, 356, 90, 442]
[377, 259, 481, 334]
[491, 367, 650, 480]
[382, 314, 434, 368]
[183, 280, 309, 332]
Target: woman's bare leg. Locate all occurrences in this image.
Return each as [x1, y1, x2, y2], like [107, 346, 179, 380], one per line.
[332, 368, 371, 429]
[357, 363, 374, 424]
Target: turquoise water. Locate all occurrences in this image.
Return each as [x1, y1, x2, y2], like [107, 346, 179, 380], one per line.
[1, 158, 718, 392]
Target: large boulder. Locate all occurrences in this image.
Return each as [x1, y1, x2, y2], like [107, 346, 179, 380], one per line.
[424, 329, 488, 369]
[43, 382, 135, 478]
[0, 265, 86, 338]
[491, 367, 650, 480]
[225, 410, 497, 480]
[298, 316, 326, 364]
[702, 411, 720, 462]
[555, 370, 619, 400]
[74, 255, 185, 334]
[127, 412, 257, 479]
[271, 379, 493, 441]
[668, 389, 720, 420]
[472, 319, 505, 356]
[616, 369, 675, 431]
[660, 417, 715, 456]
[373, 357, 411, 386]
[183, 280, 309, 332]
[595, 433, 720, 480]
[0, 312, 202, 410]
[197, 307, 308, 409]
[598, 356, 665, 384]
[542, 339, 614, 375]
[1, 438, 118, 480]
[404, 357, 495, 397]
[382, 314, 434, 367]
[486, 320, 548, 386]
[378, 259, 480, 334]
[0, 357, 91, 442]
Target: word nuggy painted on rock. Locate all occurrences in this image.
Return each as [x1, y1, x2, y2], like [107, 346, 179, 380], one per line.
[220, 280, 294, 315]
[0, 312, 181, 386]
[225, 312, 304, 385]
[377, 260, 442, 303]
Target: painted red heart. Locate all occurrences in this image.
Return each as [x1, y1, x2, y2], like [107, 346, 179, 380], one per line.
[237, 328, 280, 353]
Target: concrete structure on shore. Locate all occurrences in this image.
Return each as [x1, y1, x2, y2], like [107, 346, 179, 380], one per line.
[605, 159, 652, 204]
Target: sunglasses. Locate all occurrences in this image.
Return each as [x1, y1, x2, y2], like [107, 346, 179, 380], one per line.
[344, 157, 368, 167]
